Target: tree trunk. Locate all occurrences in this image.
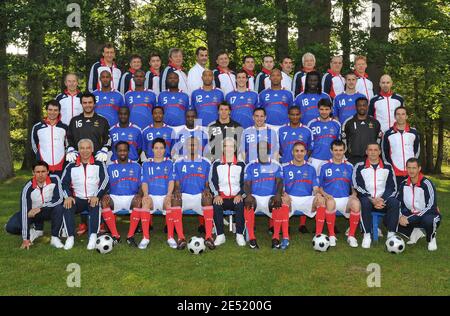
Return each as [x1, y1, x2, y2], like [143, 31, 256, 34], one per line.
[413, 77, 426, 167]
[425, 123, 434, 173]
[433, 117, 444, 174]
[0, 0, 14, 180]
[367, 0, 391, 93]
[122, 0, 133, 58]
[275, 0, 289, 61]
[205, 0, 224, 68]
[22, 28, 45, 170]
[340, 0, 351, 69]
[296, 0, 331, 67]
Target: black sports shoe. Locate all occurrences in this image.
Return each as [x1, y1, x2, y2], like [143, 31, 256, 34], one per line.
[198, 225, 206, 234]
[126, 237, 138, 247]
[249, 239, 259, 249]
[272, 238, 280, 249]
[268, 227, 274, 235]
[112, 236, 121, 245]
[177, 239, 187, 250]
[299, 225, 310, 234]
[204, 238, 216, 250]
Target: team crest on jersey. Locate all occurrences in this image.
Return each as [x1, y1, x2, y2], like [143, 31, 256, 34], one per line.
[303, 170, 309, 178]
[164, 166, 169, 174]
[144, 97, 150, 102]
[94, 121, 100, 127]
[342, 169, 349, 177]
[282, 95, 287, 102]
[213, 96, 218, 102]
[178, 99, 183, 103]
[197, 166, 203, 172]
[110, 98, 115, 104]
[129, 169, 134, 176]
[368, 122, 374, 129]
[128, 134, 134, 140]
[247, 98, 252, 102]
[330, 127, 335, 134]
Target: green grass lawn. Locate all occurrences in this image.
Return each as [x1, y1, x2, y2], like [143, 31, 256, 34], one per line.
[0, 168, 449, 296]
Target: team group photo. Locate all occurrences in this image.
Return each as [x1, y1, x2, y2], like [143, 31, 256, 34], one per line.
[0, 0, 449, 297]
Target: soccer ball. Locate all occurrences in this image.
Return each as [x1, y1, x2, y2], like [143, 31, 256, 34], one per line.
[385, 235, 405, 254]
[187, 236, 206, 255]
[312, 234, 330, 252]
[96, 234, 114, 254]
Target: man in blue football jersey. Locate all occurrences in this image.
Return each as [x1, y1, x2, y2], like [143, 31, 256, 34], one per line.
[141, 138, 177, 248]
[191, 69, 224, 127]
[278, 106, 313, 164]
[282, 141, 325, 246]
[125, 69, 157, 130]
[226, 69, 259, 129]
[169, 137, 215, 250]
[318, 140, 361, 248]
[109, 106, 143, 162]
[100, 141, 146, 247]
[158, 72, 190, 133]
[142, 106, 175, 160]
[240, 108, 279, 163]
[244, 141, 284, 249]
[93, 70, 125, 127]
[258, 68, 294, 131]
[173, 109, 209, 159]
[333, 72, 366, 125]
[307, 99, 341, 175]
[294, 71, 331, 126]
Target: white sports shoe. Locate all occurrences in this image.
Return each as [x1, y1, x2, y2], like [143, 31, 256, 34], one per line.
[347, 236, 358, 248]
[236, 234, 246, 246]
[167, 238, 177, 249]
[30, 228, 44, 243]
[329, 236, 337, 247]
[60, 228, 68, 238]
[87, 233, 97, 250]
[378, 228, 384, 238]
[50, 236, 64, 249]
[407, 228, 425, 245]
[214, 234, 226, 246]
[428, 237, 437, 251]
[64, 236, 75, 250]
[362, 233, 372, 249]
[138, 238, 150, 249]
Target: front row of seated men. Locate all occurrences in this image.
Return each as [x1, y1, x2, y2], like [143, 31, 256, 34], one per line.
[6, 136, 441, 252]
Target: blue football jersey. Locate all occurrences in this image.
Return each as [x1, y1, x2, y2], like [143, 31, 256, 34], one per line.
[158, 90, 190, 127]
[244, 161, 282, 196]
[294, 92, 331, 125]
[278, 124, 314, 164]
[333, 92, 365, 124]
[308, 118, 341, 161]
[258, 89, 293, 126]
[93, 90, 125, 127]
[108, 161, 141, 196]
[283, 162, 318, 197]
[109, 123, 143, 161]
[142, 124, 175, 159]
[240, 126, 279, 164]
[190, 88, 224, 126]
[173, 157, 211, 194]
[141, 159, 174, 196]
[319, 161, 353, 198]
[174, 126, 209, 157]
[226, 90, 258, 129]
[125, 90, 157, 129]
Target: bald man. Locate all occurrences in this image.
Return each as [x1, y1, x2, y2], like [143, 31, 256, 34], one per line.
[190, 69, 225, 126]
[369, 74, 404, 133]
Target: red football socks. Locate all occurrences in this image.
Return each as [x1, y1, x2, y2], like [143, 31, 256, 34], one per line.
[172, 207, 185, 240]
[101, 208, 120, 238]
[280, 204, 290, 240]
[244, 207, 256, 240]
[165, 208, 175, 240]
[299, 215, 306, 227]
[315, 206, 326, 235]
[140, 211, 152, 240]
[127, 208, 141, 238]
[198, 215, 205, 227]
[202, 206, 214, 240]
[326, 211, 336, 237]
[272, 208, 281, 240]
[349, 210, 360, 237]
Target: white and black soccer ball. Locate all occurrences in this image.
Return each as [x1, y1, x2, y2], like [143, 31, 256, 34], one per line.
[187, 236, 206, 255]
[96, 234, 114, 254]
[312, 234, 330, 252]
[385, 235, 405, 254]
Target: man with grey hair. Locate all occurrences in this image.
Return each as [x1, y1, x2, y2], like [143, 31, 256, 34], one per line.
[292, 52, 319, 96]
[160, 48, 189, 94]
[60, 138, 109, 250]
[322, 56, 345, 99]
